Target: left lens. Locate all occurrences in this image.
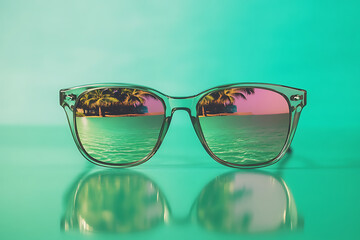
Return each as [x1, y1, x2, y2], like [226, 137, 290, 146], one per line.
[197, 87, 290, 166]
[75, 88, 165, 165]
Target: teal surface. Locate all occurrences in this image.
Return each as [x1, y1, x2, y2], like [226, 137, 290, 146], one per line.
[0, 0, 360, 239]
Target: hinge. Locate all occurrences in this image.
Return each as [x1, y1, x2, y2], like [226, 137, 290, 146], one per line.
[290, 95, 303, 101]
[66, 94, 77, 101]
[60, 92, 77, 108]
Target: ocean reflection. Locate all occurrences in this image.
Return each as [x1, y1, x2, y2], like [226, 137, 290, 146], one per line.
[61, 170, 302, 234]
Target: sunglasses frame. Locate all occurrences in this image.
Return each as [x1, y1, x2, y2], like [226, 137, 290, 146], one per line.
[60, 83, 307, 169]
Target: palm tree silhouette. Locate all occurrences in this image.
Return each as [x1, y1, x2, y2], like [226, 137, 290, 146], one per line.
[198, 88, 255, 115]
[121, 88, 157, 107]
[212, 88, 255, 106]
[78, 92, 91, 115]
[199, 95, 215, 116]
[84, 89, 119, 117]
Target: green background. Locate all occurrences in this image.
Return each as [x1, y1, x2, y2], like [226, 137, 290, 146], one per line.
[0, 0, 359, 239]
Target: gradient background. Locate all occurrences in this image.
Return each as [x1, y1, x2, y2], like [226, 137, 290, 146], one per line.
[1, 0, 359, 239]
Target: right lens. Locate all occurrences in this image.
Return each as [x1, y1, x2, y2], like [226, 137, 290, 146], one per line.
[75, 88, 165, 165]
[197, 87, 290, 166]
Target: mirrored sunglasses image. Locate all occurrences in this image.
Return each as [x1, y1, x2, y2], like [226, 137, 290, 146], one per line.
[61, 170, 303, 234]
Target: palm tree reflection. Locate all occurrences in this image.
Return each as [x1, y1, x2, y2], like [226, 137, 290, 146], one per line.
[198, 88, 255, 116]
[76, 88, 160, 117]
[62, 170, 302, 234]
[81, 89, 119, 117]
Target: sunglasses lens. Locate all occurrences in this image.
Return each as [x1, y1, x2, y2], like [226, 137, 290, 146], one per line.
[198, 87, 290, 165]
[75, 88, 165, 165]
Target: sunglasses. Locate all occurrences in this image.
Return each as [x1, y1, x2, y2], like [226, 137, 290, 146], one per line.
[60, 83, 307, 168]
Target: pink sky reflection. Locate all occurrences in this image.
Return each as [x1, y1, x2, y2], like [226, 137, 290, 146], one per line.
[235, 88, 289, 115]
[144, 98, 164, 113]
[145, 88, 289, 115]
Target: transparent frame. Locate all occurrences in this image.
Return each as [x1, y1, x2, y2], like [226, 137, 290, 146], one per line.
[60, 83, 307, 169]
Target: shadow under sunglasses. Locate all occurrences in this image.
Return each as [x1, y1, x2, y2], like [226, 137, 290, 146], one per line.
[61, 166, 303, 234]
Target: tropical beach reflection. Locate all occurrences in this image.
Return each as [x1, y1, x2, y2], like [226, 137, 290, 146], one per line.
[75, 88, 165, 164]
[61, 170, 302, 234]
[76, 88, 164, 118]
[198, 88, 290, 165]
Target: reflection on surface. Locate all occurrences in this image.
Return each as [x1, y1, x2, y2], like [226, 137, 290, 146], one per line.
[62, 171, 169, 233]
[197, 88, 290, 165]
[75, 88, 165, 164]
[62, 170, 302, 234]
[196, 172, 300, 233]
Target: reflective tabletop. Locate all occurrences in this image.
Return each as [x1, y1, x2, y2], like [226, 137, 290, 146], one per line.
[0, 123, 359, 240]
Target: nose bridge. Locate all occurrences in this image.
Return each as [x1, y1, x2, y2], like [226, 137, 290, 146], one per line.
[168, 97, 197, 116]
